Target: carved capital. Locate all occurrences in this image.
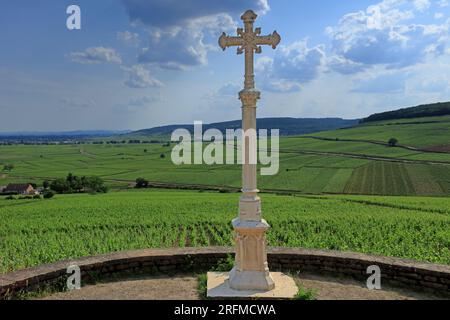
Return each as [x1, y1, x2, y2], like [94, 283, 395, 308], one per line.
[239, 90, 260, 107]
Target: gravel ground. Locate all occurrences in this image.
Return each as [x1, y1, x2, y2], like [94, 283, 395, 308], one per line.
[41, 273, 441, 300]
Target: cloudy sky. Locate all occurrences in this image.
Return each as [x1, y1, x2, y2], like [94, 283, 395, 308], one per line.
[0, 0, 449, 132]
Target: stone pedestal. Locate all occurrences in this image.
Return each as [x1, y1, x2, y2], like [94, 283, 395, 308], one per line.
[229, 219, 275, 291]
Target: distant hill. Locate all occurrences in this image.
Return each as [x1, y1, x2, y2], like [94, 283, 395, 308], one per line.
[0, 130, 131, 144]
[0, 130, 130, 137]
[361, 101, 450, 123]
[126, 118, 359, 138]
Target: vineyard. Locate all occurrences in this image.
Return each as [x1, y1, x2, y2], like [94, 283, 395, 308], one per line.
[1, 139, 450, 197]
[1, 190, 449, 274]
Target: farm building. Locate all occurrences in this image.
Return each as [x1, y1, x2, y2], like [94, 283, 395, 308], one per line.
[4, 183, 37, 195]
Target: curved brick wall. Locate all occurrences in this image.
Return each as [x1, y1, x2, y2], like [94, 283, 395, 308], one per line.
[1, 247, 449, 298]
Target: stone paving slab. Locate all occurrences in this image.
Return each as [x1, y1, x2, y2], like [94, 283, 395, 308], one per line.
[207, 272, 298, 298]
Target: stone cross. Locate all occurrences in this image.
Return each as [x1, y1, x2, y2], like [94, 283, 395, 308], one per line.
[219, 10, 281, 90]
[218, 10, 280, 291]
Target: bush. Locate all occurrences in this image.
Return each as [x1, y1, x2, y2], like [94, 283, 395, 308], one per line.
[2, 164, 14, 172]
[43, 191, 55, 199]
[135, 178, 149, 189]
[294, 286, 317, 300]
[33, 195, 41, 200]
[388, 138, 398, 147]
[5, 195, 15, 200]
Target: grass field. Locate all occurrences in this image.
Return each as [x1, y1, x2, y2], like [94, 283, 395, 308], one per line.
[0, 190, 449, 274]
[313, 115, 450, 148]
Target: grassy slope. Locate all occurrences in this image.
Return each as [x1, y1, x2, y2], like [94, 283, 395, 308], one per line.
[314, 115, 450, 148]
[1, 115, 450, 196]
[1, 190, 449, 273]
[361, 101, 450, 123]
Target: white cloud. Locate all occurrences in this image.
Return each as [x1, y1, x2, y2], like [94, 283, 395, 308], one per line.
[326, 0, 449, 71]
[327, 55, 367, 74]
[122, 0, 269, 28]
[69, 47, 122, 64]
[413, 0, 431, 11]
[117, 31, 140, 46]
[123, 65, 163, 88]
[113, 94, 163, 114]
[137, 13, 236, 70]
[351, 71, 408, 93]
[412, 77, 450, 92]
[255, 40, 325, 92]
[129, 95, 161, 106]
[437, 0, 449, 7]
[214, 83, 241, 97]
[122, 0, 269, 69]
[59, 97, 96, 109]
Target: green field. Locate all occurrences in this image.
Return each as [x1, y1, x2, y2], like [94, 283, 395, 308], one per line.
[1, 190, 449, 274]
[1, 115, 450, 196]
[313, 115, 450, 148]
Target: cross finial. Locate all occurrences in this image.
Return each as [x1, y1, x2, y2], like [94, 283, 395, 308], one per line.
[241, 10, 257, 23]
[219, 10, 281, 90]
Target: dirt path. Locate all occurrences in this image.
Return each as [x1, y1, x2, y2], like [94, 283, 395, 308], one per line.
[295, 273, 440, 300]
[79, 148, 97, 159]
[41, 273, 440, 300]
[43, 275, 199, 300]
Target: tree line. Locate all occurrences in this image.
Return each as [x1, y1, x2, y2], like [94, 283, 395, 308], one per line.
[361, 102, 450, 123]
[47, 173, 108, 194]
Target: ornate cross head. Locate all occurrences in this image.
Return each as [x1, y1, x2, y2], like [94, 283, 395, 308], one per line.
[219, 10, 280, 55]
[219, 10, 281, 90]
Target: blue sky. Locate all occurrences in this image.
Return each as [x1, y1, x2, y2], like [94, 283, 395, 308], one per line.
[0, 0, 449, 131]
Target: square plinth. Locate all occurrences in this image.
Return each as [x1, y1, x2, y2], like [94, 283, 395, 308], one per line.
[207, 272, 298, 299]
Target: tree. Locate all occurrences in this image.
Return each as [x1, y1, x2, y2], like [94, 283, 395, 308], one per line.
[3, 164, 14, 172]
[65, 173, 82, 192]
[43, 180, 50, 189]
[43, 190, 55, 199]
[388, 138, 398, 147]
[83, 176, 108, 193]
[50, 174, 108, 194]
[50, 178, 71, 193]
[135, 178, 149, 189]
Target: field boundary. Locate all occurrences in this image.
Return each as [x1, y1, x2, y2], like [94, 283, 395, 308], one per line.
[1, 247, 449, 299]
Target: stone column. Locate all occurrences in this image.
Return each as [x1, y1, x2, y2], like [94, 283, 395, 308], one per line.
[228, 88, 275, 291]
